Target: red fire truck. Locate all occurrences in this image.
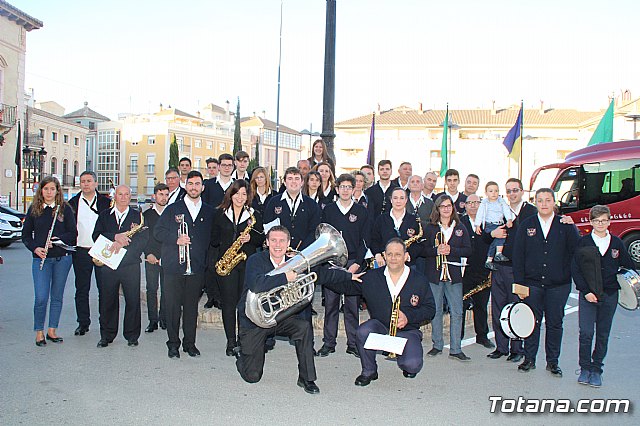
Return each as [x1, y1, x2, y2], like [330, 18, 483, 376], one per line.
[530, 140, 640, 267]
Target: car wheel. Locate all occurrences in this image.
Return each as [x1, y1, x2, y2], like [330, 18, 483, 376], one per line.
[0, 242, 12, 248]
[622, 232, 640, 269]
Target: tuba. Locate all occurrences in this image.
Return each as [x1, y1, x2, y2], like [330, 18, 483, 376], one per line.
[245, 223, 348, 328]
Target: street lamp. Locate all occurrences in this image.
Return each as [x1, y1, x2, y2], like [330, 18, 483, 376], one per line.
[300, 125, 320, 158]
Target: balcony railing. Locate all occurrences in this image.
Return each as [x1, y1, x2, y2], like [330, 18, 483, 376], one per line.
[62, 175, 79, 187]
[128, 165, 139, 174]
[145, 165, 156, 174]
[0, 104, 17, 128]
[26, 134, 45, 148]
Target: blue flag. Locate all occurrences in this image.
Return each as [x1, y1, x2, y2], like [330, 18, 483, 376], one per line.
[503, 106, 523, 162]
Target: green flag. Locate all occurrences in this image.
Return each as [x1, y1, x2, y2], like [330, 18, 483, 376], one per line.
[587, 100, 614, 146]
[440, 107, 449, 173]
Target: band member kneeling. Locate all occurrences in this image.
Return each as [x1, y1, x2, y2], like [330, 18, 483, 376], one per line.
[235, 225, 360, 394]
[92, 185, 148, 348]
[323, 238, 435, 385]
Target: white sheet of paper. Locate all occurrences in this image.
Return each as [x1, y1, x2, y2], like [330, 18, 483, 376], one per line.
[364, 248, 373, 259]
[263, 218, 281, 233]
[52, 240, 77, 251]
[89, 235, 127, 270]
[364, 333, 408, 355]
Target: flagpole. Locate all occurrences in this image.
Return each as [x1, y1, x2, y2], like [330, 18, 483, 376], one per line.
[446, 103, 449, 169]
[519, 100, 523, 181]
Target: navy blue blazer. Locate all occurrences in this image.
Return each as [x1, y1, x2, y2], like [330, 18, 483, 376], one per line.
[92, 207, 149, 268]
[238, 251, 352, 329]
[321, 201, 370, 266]
[370, 211, 422, 262]
[419, 222, 472, 284]
[324, 267, 436, 331]
[365, 181, 399, 219]
[513, 214, 580, 288]
[460, 214, 490, 282]
[251, 190, 276, 217]
[68, 190, 111, 218]
[263, 193, 320, 250]
[154, 199, 215, 275]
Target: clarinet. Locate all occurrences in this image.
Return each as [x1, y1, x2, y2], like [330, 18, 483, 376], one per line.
[40, 205, 61, 271]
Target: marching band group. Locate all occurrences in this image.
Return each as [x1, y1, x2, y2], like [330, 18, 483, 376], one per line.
[22, 138, 637, 394]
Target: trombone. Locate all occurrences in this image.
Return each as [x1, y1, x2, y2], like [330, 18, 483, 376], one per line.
[178, 215, 194, 276]
[435, 231, 451, 282]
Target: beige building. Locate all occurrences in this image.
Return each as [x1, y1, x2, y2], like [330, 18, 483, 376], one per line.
[0, 1, 41, 207]
[122, 105, 252, 199]
[24, 103, 88, 200]
[334, 96, 640, 191]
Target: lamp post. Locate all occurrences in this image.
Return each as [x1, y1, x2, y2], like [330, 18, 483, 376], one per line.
[321, 0, 337, 162]
[22, 146, 46, 210]
[300, 124, 320, 159]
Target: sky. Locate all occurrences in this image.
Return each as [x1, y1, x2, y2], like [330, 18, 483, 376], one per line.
[11, 0, 640, 131]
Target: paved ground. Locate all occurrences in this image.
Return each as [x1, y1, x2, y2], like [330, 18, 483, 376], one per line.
[1, 242, 639, 425]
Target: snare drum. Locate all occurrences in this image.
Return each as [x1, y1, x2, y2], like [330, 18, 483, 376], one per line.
[617, 268, 640, 311]
[500, 301, 535, 340]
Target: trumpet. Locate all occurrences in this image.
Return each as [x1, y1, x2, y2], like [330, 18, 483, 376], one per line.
[435, 231, 451, 282]
[40, 205, 61, 270]
[178, 215, 194, 276]
[388, 296, 401, 359]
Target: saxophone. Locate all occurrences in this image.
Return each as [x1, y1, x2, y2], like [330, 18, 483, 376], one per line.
[92, 211, 147, 266]
[405, 218, 423, 248]
[463, 274, 492, 300]
[215, 209, 255, 276]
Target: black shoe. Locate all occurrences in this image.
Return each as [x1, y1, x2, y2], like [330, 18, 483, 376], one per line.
[315, 345, 335, 357]
[427, 347, 442, 356]
[183, 346, 201, 357]
[506, 353, 523, 363]
[168, 347, 180, 359]
[310, 307, 318, 316]
[403, 370, 417, 379]
[97, 339, 109, 348]
[159, 320, 167, 330]
[476, 338, 495, 349]
[204, 298, 216, 309]
[74, 325, 89, 336]
[518, 359, 536, 372]
[487, 350, 507, 359]
[46, 334, 63, 343]
[449, 352, 471, 362]
[264, 339, 275, 353]
[546, 363, 563, 377]
[35, 339, 46, 347]
[484, 261, 498, 271]
[145, 322, 158, 333]
[346, 346, 360, 358]
[127, 340, 139, 347]
[494, 252, 510, 262]
[297, 376, 320, 394]
[354, 372, 378, 386]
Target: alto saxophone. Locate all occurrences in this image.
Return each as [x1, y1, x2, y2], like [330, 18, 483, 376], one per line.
[92, 211, 147, 266]
[215, 209, 255, 276]
[463, 274, 492, 300]
[388, 296, 401, 359]
[405, 218, 423, 248]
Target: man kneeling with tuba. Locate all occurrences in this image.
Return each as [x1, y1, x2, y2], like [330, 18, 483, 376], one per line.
[236, 225, 362, 394]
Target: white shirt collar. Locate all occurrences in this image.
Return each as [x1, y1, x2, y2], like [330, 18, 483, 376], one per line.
[379, 181, 390, 193]
[45, 202, 57, 209]
[217, 176, 233, 191]
[185, 197, 202, 221]
[511, 200, 525, 216]
[323, 185, 333, 197]
[537, 213, 554, 239]
[232, 170, 249, 180]
[270, 256, 286, 268]
[439, 220, 456, 242]
[111, 206, 129, 216]
[445, 190, 459, 202]
[591, 231, 611, 256]
[397, 178, 409, 190]
[281, 190, 302, 215]
[152, 204, 165, 215]
[390, 208, 406, 231]
[409, 194, 424, 209]
[384, 265, 410, 300]
[337, 200, 354, 215]
[423, 190, 435, 199]
[224, 206, 253, 224]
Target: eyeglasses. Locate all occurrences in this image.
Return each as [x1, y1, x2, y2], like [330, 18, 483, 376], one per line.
[220, 163, 233, 168]
[439, 204, 453, 210]
[506, 188, 521, 194]
[165, 176, 179, 180]
[591, 219, 610, 225]
[466, 201, 480, 206]
[338, 185, 353, 190]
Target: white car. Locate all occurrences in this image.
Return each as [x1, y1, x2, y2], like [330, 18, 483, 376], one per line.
[0, 212, 23, 248]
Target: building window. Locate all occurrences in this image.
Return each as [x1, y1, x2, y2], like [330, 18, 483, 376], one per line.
[195, 139, 202, 148]
[89, 122, 95, 130]
[74, 137, 79, 146]
[220, 143, 226, 151]
[177, 136, 184, 151]
[206, 141, 213, 150]
[73, 161, 79, 177]
[62, 159, 69, 183]
[38, 128, 44, 138]
[63, 134, 69, 144]
[194, 157, 201, 171]
[50, 157, 57, 175]
[148, 136, 155, 145]
[130, 155, 138, 174]
[51, 132, 58, 141]
[146, 154, 155, 174]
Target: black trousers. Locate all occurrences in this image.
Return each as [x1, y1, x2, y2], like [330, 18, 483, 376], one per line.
[218, 267, 245, 343]
[236, 316, 316, 384]
[99, 263, 141, 342]
[578, 291, 618, 374]
[204, 247, 221, 302]
[164, 273, 204, 350]
[461, 272, 490, 340]
[491, 264, 523, 355]
[72, 247, 104, 327]
[523, 283, 571, 364]
[144, 262, 165, 323]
